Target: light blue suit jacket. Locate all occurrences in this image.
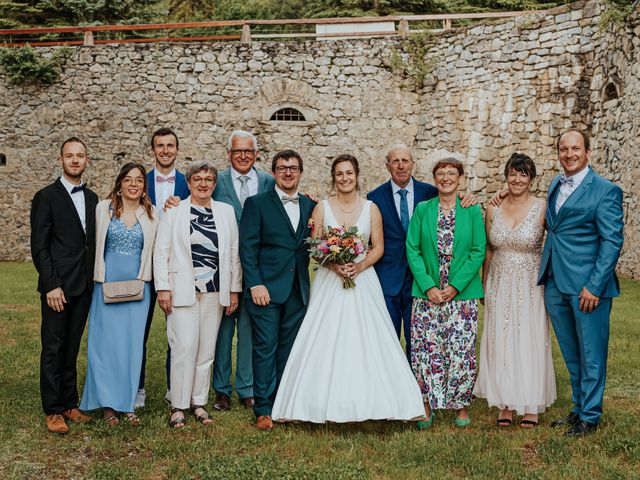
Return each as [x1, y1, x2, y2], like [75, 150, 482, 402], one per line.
[213, 167, 275, 223]
[537, 168, 624, 298]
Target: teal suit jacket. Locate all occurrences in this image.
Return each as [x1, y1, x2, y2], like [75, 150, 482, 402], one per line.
[538, 168, 624, 297]
[213, 167, 275, 223]
[239, 189, 316, 305]
[406, 196, 485, 300]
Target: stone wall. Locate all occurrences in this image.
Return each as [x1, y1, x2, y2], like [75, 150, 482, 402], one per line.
[0, 0, 638, 278]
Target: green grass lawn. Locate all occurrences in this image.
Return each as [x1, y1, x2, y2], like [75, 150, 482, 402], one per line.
[0, 262, 638, 480]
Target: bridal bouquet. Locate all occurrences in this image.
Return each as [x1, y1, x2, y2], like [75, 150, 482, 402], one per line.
[307, 225, 366, 289]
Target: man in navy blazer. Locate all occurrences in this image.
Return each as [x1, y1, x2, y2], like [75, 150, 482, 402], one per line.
[139, 128, 190, 408]
[367, 145, 437, 358]
[211, 130, 275, 412]
[539, 128, 624, 436]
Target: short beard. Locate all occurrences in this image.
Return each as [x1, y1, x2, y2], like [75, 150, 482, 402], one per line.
[63, 166, 85, 180]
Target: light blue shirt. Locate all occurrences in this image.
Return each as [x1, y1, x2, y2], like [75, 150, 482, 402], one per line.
[391, 178, 415, 220]
[555, 166, 590, 214]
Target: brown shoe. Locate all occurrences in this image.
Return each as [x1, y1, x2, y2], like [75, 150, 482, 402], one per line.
[213, 394, 230, 412]
[240, 397, 255, 408]
[45, 414, 69, 434]
[255, 415, 273, 430]
[63, 408, 92, 424]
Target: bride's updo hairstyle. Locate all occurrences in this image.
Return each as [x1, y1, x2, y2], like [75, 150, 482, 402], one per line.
[331, 154, 360, 191]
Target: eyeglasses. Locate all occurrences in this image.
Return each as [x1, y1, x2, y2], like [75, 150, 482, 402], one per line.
[275, 165, 300, 173]
[122, 177, 145, 185]
[191, 177, 215, 185]
[229, 149, 257, 157]
[435, 170, 459, 179]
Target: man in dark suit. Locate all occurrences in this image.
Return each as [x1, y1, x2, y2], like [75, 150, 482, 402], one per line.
[211, 130, 275, 412]
[30, 137, 98, 434]
[367, 144, 437, 358]
[539, 128, 624, 436]
[240, 150, 316, 430]
[138, 127, 190, 408]
[368, 144, 475, 359]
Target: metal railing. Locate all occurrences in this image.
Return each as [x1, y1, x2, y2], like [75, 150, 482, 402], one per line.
[0, 10, 556, 47]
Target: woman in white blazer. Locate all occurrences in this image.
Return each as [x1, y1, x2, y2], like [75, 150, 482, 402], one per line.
[154, 161, 242, 428]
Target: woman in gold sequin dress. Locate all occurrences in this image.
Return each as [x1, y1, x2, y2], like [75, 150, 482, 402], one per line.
[474, 153, 556, 428]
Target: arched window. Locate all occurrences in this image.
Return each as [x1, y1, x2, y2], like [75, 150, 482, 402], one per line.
[270, 107, 306, 122]
[604, 82, 619, 102]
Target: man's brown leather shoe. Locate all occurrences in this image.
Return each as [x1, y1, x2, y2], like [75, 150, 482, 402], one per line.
[213, 394, 230, 411]
[63, 408, 92, 423]
[45, 414, 69, 434]
[255, 415, 273, 430]
[240, 397, 255, 408]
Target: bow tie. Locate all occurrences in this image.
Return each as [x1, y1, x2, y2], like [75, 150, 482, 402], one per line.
[157, 176, 175, 184]
[281, 194, 299, 204]
[559, 175, 574, 187]
[71, 184, 85, 194]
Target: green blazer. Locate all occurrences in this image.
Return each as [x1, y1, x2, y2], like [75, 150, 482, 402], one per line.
[406, 196, 485, 300]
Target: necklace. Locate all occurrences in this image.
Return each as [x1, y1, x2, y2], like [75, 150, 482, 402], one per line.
[336, 198, 359, 214]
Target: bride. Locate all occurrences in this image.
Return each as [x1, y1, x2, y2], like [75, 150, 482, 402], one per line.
[272, 154, 424, 423]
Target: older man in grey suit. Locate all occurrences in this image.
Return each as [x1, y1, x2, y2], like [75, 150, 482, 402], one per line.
[211, 130, 275, 411]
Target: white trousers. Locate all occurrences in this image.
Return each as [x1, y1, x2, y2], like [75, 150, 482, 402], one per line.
[167, 292, 223, 409]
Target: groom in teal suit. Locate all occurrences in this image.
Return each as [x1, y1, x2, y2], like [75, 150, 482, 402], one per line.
[211, 130, 275, 412]
[539, 128, 624, 436]
[240, 150, 316, 430]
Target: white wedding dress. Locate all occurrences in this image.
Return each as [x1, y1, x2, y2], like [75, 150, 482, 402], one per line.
[272, 200, 424, 423]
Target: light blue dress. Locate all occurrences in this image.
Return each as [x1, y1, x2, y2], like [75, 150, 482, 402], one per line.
[80, 218, 151, 412]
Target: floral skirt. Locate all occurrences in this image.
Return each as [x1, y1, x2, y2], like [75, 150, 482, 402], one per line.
[411, 297, 478, 409]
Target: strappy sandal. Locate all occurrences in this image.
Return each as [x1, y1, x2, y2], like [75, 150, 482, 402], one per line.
[124, 413, 140, 426]
[104, 415, 119, 427]
[190, 405, 213, 425]
[169, 408, 186, 428]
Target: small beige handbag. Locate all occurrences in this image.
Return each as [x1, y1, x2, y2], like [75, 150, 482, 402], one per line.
[103, 279, 144, 304]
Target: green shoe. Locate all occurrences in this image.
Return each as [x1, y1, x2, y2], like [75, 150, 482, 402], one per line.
[416, 412, 435, 430]
[454, 416, 471, 427]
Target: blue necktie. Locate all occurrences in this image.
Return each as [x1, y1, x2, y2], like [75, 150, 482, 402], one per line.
[398, 189, 409, 232]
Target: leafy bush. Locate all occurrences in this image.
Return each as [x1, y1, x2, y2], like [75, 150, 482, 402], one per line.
[0, 45, 71, 85]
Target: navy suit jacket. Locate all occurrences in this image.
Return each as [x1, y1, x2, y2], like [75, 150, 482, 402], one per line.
[367, 178, 438, 297]
[239, 189, 316, 305]
[538, 168, 624, 298]
[146, 169, 189, 207]
[213, 167, 275, 223]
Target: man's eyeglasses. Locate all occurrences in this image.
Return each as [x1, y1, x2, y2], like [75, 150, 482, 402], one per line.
[275, 165, 300, 173]
[229, 149, 257, 157]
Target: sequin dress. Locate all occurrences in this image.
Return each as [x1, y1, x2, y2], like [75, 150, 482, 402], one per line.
[411, 206, 479, 410]
[474, 199, 556, 415]
[81, 218, 151, 413]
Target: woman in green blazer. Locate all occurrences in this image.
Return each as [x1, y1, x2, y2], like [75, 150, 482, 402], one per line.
[406, 157, 485, 429]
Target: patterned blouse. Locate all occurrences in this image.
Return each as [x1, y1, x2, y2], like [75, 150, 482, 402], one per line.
[190, 205, 220, 293]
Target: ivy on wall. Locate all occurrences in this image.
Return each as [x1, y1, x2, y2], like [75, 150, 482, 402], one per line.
[0, 45, 71, 85]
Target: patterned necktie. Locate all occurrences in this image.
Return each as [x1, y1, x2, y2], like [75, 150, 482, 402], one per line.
[157, 175, 175, 184]
[71, 184, 85, 194]
[281, 194, 299, 204]
[398, 189, 409, 232]
[559, 174, 574, 187]
[238, 175, 250, 206]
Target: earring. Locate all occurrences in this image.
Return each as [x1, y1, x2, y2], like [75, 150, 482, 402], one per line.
[117, 191, 123, 197]
[141, 192, 146, 197]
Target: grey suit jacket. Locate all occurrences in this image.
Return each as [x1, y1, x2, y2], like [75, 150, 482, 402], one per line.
[213, 167, 275, 223]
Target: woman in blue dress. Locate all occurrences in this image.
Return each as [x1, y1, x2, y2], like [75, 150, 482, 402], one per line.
[80, 163, 159, 425]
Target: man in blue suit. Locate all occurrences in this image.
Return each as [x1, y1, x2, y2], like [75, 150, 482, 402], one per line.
[368, 144, 475, 359]
[539, 128, 624, 437]
[211, 130, 275, 412]
[367, 145, 437, 358]
[138, 128, 190, 408]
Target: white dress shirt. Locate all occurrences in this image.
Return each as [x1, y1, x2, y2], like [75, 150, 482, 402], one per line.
[231, 167, 259, 199]
[275, 186, 300, 231]
[60, 175, 86, 232]
[555, 166, 590, 214]
[154, 168, 176, 215]
[391, 178, 415, 220]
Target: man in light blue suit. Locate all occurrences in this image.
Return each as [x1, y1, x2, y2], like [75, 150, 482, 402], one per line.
[212, 130, 275, 411]
[539, 128, 624, 437]
[139, 128, 190, 408]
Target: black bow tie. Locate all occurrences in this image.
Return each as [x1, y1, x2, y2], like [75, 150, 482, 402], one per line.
[71, 184, 86, 194]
